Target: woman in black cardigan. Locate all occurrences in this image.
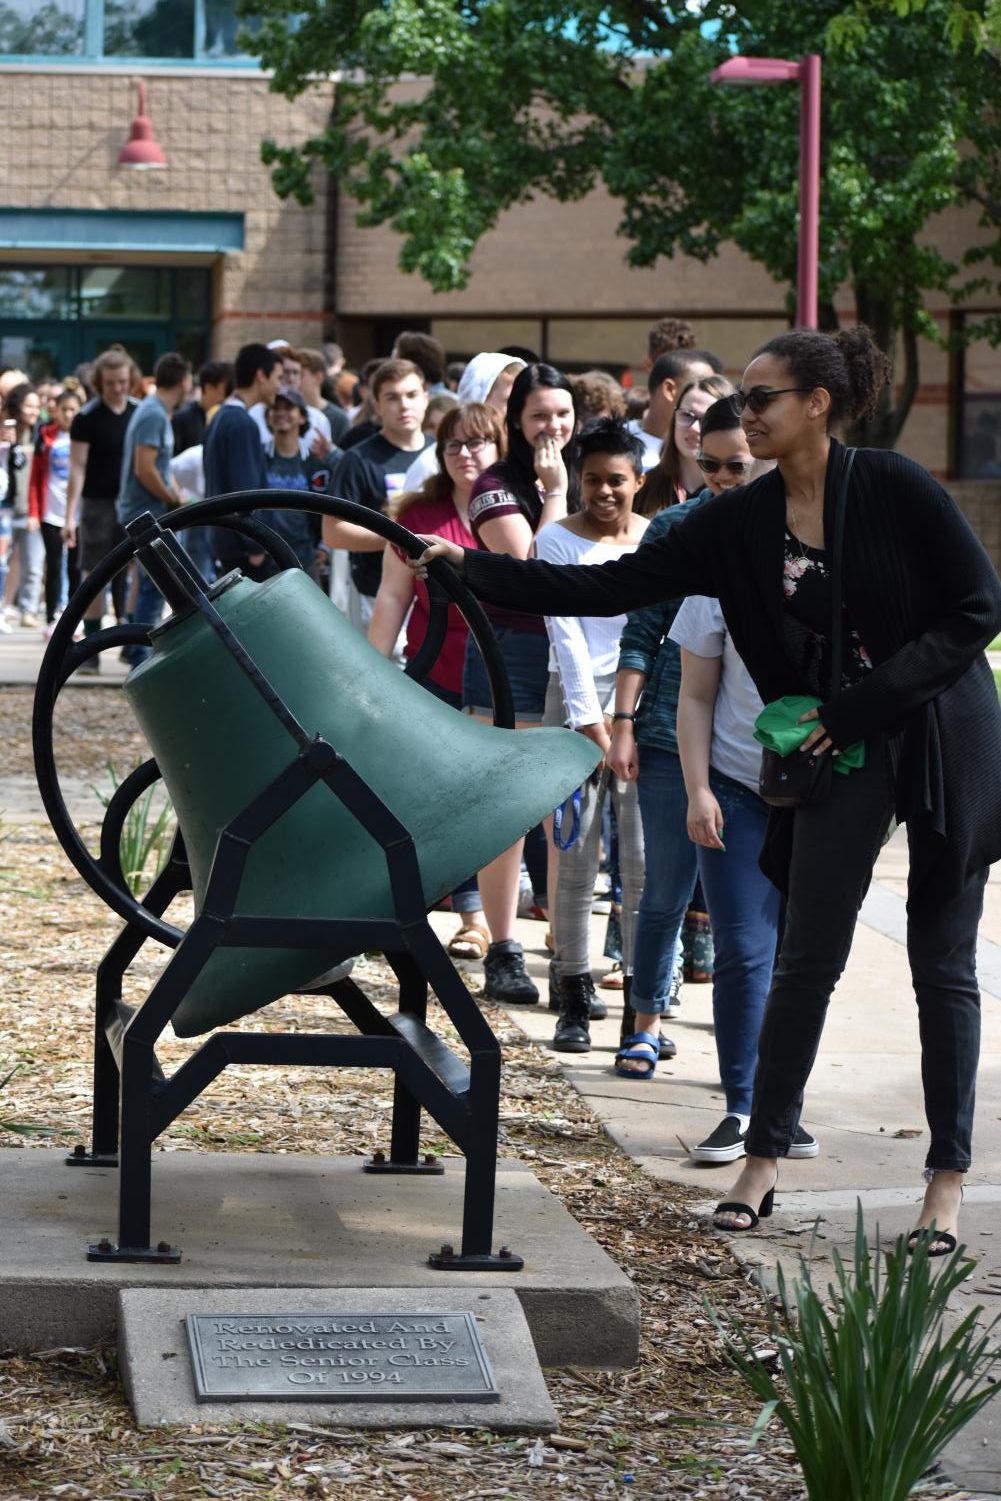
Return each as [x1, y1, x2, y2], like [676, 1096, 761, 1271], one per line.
[412, 325, 1001, 1251]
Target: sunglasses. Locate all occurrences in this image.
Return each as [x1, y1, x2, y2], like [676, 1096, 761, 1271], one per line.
[696, 455, 755, 478]
[733, 385, 814, 415]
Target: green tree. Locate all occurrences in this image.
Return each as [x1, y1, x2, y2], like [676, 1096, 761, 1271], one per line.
[240, 0, 1001, 446]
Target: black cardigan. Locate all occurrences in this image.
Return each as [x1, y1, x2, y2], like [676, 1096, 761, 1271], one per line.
[462, 440, 1001, 892]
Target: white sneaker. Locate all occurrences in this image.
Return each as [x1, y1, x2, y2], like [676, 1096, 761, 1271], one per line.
[691, 1115, 747, 1164]
[788, 1125, 820, 1159]
[664, 961, 684, 1018]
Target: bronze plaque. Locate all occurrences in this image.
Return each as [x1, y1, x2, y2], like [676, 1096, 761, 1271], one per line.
[185, 1311, 499, 1402]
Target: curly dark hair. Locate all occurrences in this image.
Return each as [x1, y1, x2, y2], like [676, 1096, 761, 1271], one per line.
[754, 325, 890, 427]
[647, 317, 697, 361]
[576, 416, 645, 476]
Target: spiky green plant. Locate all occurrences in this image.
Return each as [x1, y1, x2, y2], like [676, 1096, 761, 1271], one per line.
[710, 1204, 1001, 1500]
[91, 760, 175, 897]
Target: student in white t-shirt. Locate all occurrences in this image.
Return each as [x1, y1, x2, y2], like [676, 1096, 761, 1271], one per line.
[537, 418, 648, 1055]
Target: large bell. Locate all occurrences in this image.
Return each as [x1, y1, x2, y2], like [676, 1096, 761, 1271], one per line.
[124, 569, 598, 1037]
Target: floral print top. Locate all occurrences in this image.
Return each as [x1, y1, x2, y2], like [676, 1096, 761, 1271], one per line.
[783, 531, 873, 692]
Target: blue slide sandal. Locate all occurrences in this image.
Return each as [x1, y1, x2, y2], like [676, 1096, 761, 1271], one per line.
[614, 1031, 660, 1080]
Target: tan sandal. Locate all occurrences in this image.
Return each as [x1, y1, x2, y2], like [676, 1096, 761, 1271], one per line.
[448, 922, 490, 960]
[599, 961, 625, 991]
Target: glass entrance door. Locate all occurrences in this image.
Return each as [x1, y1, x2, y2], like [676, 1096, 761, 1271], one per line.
[0, 321, 171, 384]
[0, 264, 211, 384]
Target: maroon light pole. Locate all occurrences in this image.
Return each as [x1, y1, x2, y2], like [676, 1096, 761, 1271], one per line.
[710, 54, 822, 330]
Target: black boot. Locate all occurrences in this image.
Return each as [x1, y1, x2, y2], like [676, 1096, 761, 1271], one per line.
[553, 960, 606, 1019]
[620, 973, 636, 1043]
[482, 939, 539, 1005]
[553, 973, 592, 1053]
[548, 958, 564, 1013]
[620, 976, 676, 1059]
[588, 981, 608, 1021]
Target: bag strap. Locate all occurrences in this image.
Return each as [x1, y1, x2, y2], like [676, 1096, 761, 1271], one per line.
[827, 446, 856, 702]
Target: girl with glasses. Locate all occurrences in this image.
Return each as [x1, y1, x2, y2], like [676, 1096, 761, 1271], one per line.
[369, 401, 504, 962]
[638, 374, 735, 517]
[412, 324, 1001, 1256]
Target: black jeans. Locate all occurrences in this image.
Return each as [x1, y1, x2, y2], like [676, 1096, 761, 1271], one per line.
[42, 520, 79, 624]
[746, 735, 988, 1172]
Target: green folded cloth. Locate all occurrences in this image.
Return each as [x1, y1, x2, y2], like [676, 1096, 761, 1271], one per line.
[753, 694, 865, 775]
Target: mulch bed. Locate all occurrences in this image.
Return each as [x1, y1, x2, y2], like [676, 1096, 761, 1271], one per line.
[0, 688, 974, 1499]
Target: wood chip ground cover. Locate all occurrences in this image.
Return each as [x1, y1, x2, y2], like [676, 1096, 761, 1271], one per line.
[0, 689, 975, 1499]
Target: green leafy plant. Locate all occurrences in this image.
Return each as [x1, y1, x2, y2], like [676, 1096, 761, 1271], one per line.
[91, 760, 175, 897]
[0, 1064, 57, 1137]
[711, 1204, 1001, 1500]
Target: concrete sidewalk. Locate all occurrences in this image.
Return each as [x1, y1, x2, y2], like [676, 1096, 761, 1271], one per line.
[0, 618, 129, 686]
[5, 622, 1001, 1490]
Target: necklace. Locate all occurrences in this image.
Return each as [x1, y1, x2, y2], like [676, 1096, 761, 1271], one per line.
[786, 496, 823, 558]
[786, 499, 809, 561]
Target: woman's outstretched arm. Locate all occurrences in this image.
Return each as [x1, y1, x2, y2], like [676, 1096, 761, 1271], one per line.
[412, 511, 717, 619]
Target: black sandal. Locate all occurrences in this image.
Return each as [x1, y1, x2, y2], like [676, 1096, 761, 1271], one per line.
[907, 1225, 958, 1258]
[713, 1180, 776, 1233]
[908, 1176, 963, 1257]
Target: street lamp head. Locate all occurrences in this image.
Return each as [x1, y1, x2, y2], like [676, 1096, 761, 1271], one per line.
[710, 56, 803, 87]
[117, 81, 168, 170]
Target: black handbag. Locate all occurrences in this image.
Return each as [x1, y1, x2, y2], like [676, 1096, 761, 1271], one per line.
[758, 448, 857, 809]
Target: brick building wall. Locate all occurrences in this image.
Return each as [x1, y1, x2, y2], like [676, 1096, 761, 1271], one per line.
[335, 170, 1000, 482]
[0, 67, 332, 356]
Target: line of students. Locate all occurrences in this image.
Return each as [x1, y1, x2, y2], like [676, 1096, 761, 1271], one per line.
[410, 322, 1001, 1255]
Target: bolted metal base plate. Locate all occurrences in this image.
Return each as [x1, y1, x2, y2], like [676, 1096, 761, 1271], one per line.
[87, 1240, 182, 1264]
[428, 1248, 524, 1272]
[66, 1147, 119, 1168]
[363, 1154, 445, 1175]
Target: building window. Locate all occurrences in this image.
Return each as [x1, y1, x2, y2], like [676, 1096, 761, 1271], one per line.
[79, 266, 172, 319]
[0, 263, 211, 381]
[1, 1, 85, 55]
[104, 0, 196, 59]
[1, 0, 252, 61]
[957, 323, 1001, 480]
[0, 267, 75, 319]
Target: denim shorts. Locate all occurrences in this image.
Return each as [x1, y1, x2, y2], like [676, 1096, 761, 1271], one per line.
[462, 626, 549, 722]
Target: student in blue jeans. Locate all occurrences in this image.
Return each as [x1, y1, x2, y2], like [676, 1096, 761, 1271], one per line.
[671, 589, 818, 1164]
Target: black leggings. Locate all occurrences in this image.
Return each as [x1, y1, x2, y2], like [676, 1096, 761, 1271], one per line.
[747, 735, 988, 1171]
[41, 521, 79, 624]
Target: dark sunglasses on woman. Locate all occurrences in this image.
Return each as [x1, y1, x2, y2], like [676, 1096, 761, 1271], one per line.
[733, 385, 814, 415]
[696, 455, 755, 478]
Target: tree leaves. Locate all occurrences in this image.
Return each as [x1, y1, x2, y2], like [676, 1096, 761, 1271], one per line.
[238, 0, 1000, 440]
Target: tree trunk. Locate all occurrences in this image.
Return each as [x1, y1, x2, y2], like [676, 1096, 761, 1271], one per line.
[819, 299, 840, 334]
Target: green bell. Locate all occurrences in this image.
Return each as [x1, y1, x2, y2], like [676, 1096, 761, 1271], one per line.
[124, 569, 598, 1038]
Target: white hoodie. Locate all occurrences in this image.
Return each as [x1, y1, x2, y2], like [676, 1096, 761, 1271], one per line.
[401, 351, 526, 494]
